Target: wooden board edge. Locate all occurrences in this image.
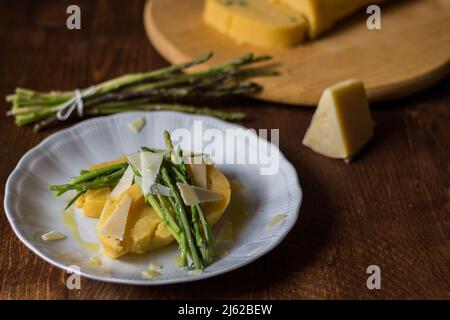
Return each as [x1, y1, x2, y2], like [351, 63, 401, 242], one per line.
[143, 0, 450, 107]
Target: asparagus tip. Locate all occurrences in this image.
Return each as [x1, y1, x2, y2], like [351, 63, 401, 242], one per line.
[163, 130, 171, 140]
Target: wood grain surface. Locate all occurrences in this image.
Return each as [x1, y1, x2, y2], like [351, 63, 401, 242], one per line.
[0, 0, 449, 300]
[145, 0, 450, 106]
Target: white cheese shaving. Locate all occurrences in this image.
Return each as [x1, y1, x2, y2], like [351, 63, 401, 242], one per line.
[141, 269, 161, 279]
[96, 197, 112, 230]
[41, 231, 66, 241]
[128, 117, 145, 133]
[149, 262, 162, 270]
[88, 257, 102, 266]
[126, 152, 142, 175]
[110, 165, 134, 200]
[127, 151, 166, 196]
[140, 151, 164, 195]
[134, 176, 143, 191]
[100, 195, 132, 241]
[267, 214, 287, 228]
[176, 182, 223, 205]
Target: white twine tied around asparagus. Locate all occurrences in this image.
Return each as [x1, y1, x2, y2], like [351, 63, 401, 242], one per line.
[56, 86, 97, 120]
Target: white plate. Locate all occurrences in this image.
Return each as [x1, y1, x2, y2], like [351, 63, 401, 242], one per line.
[4, 112, 302, 285]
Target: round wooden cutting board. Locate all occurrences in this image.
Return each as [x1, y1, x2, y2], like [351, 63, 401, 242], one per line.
[144, 0, 450, 106]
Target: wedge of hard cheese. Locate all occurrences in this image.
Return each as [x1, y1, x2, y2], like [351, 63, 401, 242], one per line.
[302, 79, 373, 160]
[203, 0, 308, 48]
[276, 0, 387, 38]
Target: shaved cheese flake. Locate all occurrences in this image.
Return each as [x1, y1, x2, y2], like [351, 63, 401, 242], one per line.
[149, 262, 162, 270]
[217, 220, 233, 243]
[126, 152, 142, 176]
[140, 151, 164, 195]
[267, 214, 287, 228]
[189, 163, 207, 189]
[141, 269, 161, 279]
[96, 198, 112, 230]
[134, 176, 143, 192]
[41, 231, 66, 241]
[176, 182, 223, 205]
[88, 257, 102, 266]
[100, 195, 132, 241]
[128, 117, 145, 133]
[110, 165, 134, 200]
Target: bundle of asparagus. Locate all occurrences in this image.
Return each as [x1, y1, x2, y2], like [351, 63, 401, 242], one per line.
[6, 53, 277, 132]
[49, 132, 217, 270]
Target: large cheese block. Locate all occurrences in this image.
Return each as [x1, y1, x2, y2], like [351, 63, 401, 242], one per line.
[79, 161, 231, 259]
[302, 79, 373, 159]
[277, 0, 387, 38]
[203, 0, 308, 48]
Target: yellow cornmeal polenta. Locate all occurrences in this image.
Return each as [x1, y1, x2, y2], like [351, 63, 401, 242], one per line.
[77, 160, 231, 259]
[203, 0, 307, 48]
[75, 188, 110, 218]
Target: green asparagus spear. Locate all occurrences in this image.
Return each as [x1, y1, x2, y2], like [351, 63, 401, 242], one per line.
[6, 53, 276, 131]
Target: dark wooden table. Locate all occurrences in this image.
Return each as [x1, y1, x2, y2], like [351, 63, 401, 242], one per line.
[1, 0, 448, 300]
